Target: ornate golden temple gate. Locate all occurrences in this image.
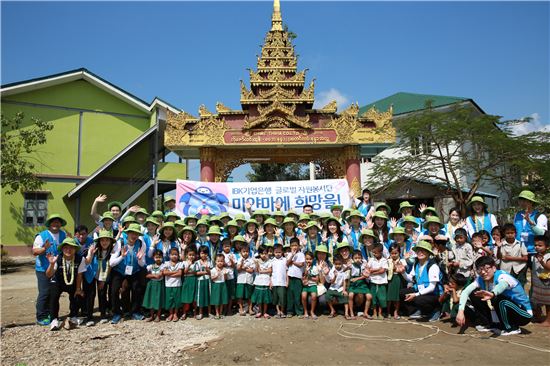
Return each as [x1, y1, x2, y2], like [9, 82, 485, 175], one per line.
[165, 0, 395, 195]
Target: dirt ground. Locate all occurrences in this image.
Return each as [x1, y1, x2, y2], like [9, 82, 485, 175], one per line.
[1, 265, 549, 365]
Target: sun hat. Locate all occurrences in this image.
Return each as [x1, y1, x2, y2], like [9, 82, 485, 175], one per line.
[145, 217, 160, 227]
[225, 220, 240, 230]
[263, 218, 279, 228]
[330, 204, 344, 211]
[124, 223, 143, 234]
[45, 214, 67, 228]
[389, 227, 409, 240]
[196, 218, 210, 229]
[163, 195, 176, 204]
[183, 215, 198, 225]
[135, 208, 149, 216]
[234, 213, 247, 222]
[467, 196, 487, 207]
[94, 230, 116, 243]
[373, 211, 388, 221]
[346, 210, 365, 222]
[298, 213, 311, 222]
[515, 190, 539, 203]
[245, 219, 259, 228]
[159, 222, 176, 236]
[282, 217, 297, 227]
[315, 245, 329, 254]
[413, 240, 435, 256]
[178, 226, 197, 241]
[232, 235, 246, 243]
[402, 215, 420, 227]
[398, 201, 414, 213]
[165, 212, 180, 220]
[122, 216, 137, 224]
[57, 237, 81, 252]
[151, 210, 165, 219]
[421, 207, 438, 219]
[208, 225, 223, 236]
[272, 211, 285, 218]
[336, 239, 351, 251]
[359, 229, 377, 242]
[100, 212, 115, 222]
[304, 221, 319, 231]
[107, 201, 122, 211]
[375, 203, 391, 214]
[423, 216, 443, 230]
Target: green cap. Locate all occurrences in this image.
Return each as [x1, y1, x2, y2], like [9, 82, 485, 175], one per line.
[359, 229, 376, 242]
[389, 227, 409, 240]
[100, 212, 115, 222]
[325, 215, 341, 226]
[135, 207, 149, 216]
[298, 213, 311, 222]
[319, 212, 331, 220]
[421, 207, 438, 219]
[467, 196, 487, 207]
[330, 204, 344, 211]
[233, 235, 246, 243]
[183, 215, 198, 225]
[196, 218, 210, 228]
[225, 220, 239, 229]
[373, 211, 388, 221]
[57, 237, 81, 252]
[163, 195, 176, 204]
[252, 210, 268, 219]
[315, 245, 329, 254]
[178, 226, 197, 241]
[375, 203, 391, 214]
[94, 230, 116, 243]
[107, 201, 123, 211]
[286, 209, 299, 219]
[398, 201, 414, 213]
[122, 216, 137, 224]
[145, 216, 160, 227]
[309, 213, 320, 220]
[234, 213, 246, 222]
[245, 219, 259, 228]
[45, 214, 67, 228]
[159, 222, 176, 236]
[423, 216, 443, 229]
[151, 210, 165, 219]
[219, 212, 232, 220]
[174, 219, 186, 227]
[304, 221, 319, 231]
[263, 218, 279, 228]
[516, 190, 539, 203]
[346, 210, 364, 222]
[402, 216, 419, 227]
[165, 212, 180, 220]
[208, 225, 223, 236]
[282, 217, 297, 226]
[124, 223, 143, 234]
[413, 240, 435, 256]
[272, 210, 285, 218]
[336, 239, 351, 250]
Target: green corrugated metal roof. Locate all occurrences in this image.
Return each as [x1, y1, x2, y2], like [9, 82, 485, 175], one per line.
[359, 92, 469, 116]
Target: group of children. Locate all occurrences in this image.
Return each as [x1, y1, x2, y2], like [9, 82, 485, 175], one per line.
[32, 189, 549, 335]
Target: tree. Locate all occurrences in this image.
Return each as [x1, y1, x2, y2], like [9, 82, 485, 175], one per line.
[1, 112, 54, 194]
[367, 101, 550, 215]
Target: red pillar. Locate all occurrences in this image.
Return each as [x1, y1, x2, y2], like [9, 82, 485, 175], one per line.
[344, 146, 361, 195]
[199, 147, 215, 182]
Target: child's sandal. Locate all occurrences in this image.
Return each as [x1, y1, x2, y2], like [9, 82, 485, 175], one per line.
[312, 315, 318, 320]
[263, 314, 271, 319]
[180, 314, 187, 321]
[328, 313, 337, 318]
[255, 313, 262, 318]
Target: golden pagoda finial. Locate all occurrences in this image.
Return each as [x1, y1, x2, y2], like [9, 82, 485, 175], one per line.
[271, 0, 283, 31]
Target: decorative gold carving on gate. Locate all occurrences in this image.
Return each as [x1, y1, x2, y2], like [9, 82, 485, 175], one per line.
[194, 116, 228, 145]
[319, 100, 338, 113]
[326, 110, 362, 144]
[199, 104, 214, 118]
[361, 105, 394, 128]
[215, 102, 232, 114]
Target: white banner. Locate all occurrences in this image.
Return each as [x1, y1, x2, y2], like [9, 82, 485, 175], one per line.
[175, 179, 350, 218]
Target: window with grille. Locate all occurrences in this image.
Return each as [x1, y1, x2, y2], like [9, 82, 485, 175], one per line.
[24, 192, 48, 226]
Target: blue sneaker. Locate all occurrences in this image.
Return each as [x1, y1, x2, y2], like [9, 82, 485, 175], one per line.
[428, 310, 441, 322]
[111, 314, 122, 324]
[37, 318, 51, 326]
[131, 312, 144, 321]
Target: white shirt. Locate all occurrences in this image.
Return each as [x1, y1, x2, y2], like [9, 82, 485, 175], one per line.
[287, 251, 305, 278]
[33, 231, 60, 248]
[236, 257, 255, 284]
[271, 256, 288, 287]
[210, 267, 227, 284]
[146, 264, 163, 282]
[109, 239, 146, 268]
[161, 261, 182, 287]
[253, 259, 272, 286]
[403, 261, 441, 295]
[367, 257, 388, 284]
[222, 252, 237, 280]
[465, 214, 498, 237]
[327, 267, 349, 292]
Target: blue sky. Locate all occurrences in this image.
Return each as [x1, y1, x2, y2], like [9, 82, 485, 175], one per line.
[2, 1, 549, 181]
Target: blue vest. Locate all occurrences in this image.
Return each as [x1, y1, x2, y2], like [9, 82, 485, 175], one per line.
[477, 269, 532, 311]
[413, 260, 443, 296]
[35, 230, 66, 272]
[83, 253, 110, 284]
[113, 239, 144, 276]
[155, 240, 178, 262]
[142, 233, 157, 265]
[468, 214, 495, 244]
[347, 227, 361, 251]
[357, 203, 372, 217]
[77, 236, 94, 256]
[514, 210, 539, 253]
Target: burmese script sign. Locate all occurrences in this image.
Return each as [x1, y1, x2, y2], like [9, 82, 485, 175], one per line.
[224, 129, 338, 145]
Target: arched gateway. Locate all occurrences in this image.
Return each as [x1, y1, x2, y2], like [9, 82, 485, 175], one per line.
[165, 0, 395, 194]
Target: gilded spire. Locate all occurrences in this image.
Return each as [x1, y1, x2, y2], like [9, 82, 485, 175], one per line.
[271, 0, 283, 31]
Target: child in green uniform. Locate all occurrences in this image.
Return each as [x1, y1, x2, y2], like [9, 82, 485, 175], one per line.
[143, 250, 164, 322]
[367, 244, 388, 319]
[162, 248, 183, 322]
[325, 255, 350, 318]
[194, 246, 212, 320]
[221, 239, 237, 315]
[210, 254, 229, 319]
[180, 247, 197, 320]
[387, 244, 406, 319]
[348, 250, 372, 320]
[300, 251, 319, 320]
[236, 246, 255, 316]
[251, 245, 273, 319]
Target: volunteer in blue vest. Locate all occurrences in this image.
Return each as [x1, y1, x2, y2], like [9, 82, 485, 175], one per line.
[90, 194, 123, 231]
[32, 213, 68, 325]
[400, 240, 443, 322]
[164, 195, 177, 214]
[513, 190, 548, 255]
[355, 188, 375, 221]
[109, 223, 147, 324]
[396, 201, 423, 228]
[465, 196, 497, 244]
[456, 256, 533, 336]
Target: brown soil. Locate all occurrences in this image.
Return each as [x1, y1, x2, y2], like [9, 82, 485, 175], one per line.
[2, 266, 549, 365]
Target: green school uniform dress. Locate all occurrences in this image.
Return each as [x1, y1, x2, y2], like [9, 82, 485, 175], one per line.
[235, 257, 255, 300]
[251, 259, 272, 305]
[163, 262, 183, 309]
[142, 264, 164, 310]
[209, 267, 229, 306]
[194, 260, 212, 308]
[387, 258, 406, 302]
[302, 265, 319, 294]
[325, 267, 349, 304]
[348, 262, 370, 294]
[223, 252, 237, 299]
[180, 260, 198, 304]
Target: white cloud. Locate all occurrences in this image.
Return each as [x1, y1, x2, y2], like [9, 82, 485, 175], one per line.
[314, 88, 349, 110]
[512, 112, 550, 135]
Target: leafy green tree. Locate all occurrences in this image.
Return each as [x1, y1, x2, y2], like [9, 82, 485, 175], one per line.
[367, 102, 550, 215]
[1, 112, 53, 194]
